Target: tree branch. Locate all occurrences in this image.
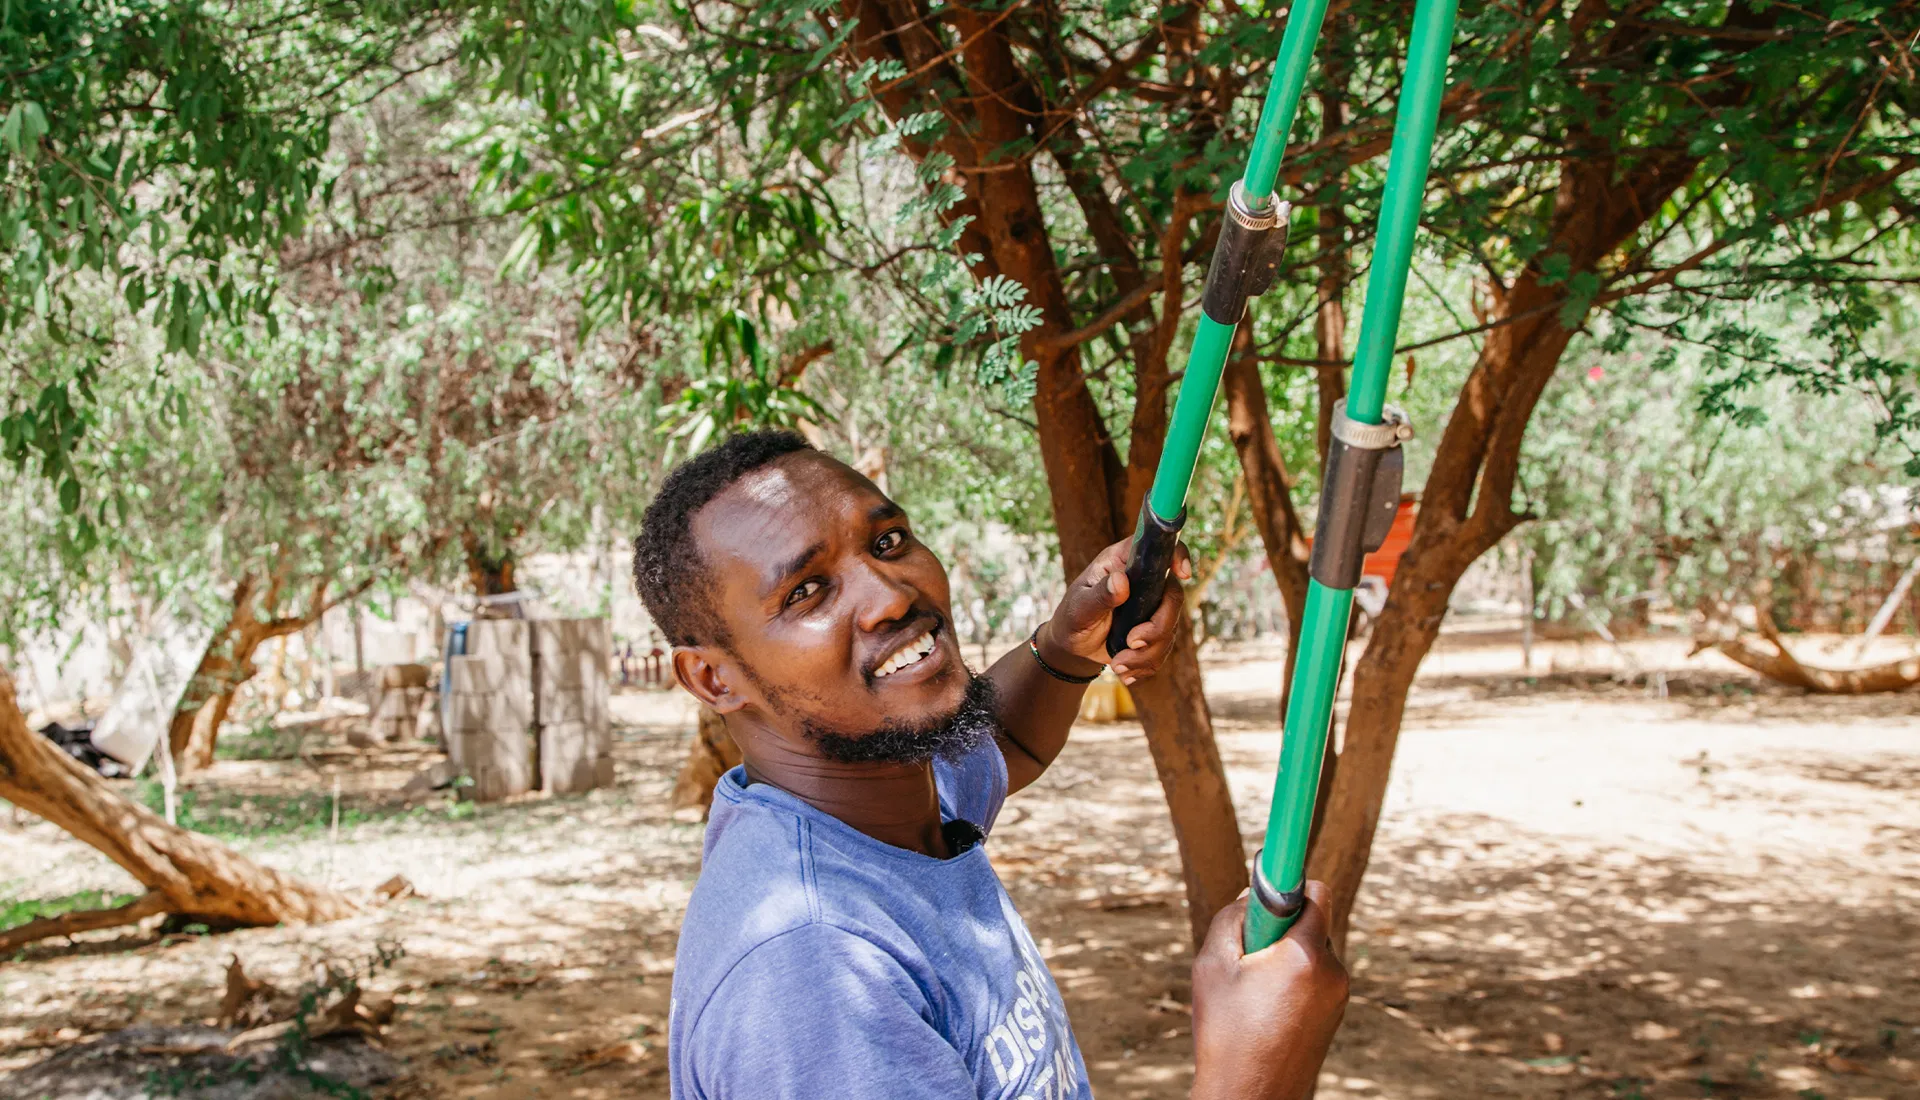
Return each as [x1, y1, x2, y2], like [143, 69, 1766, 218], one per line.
[0, 892, 170, 954]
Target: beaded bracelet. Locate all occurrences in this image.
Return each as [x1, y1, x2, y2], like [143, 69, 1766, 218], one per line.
[1027, 629, 1101, 684]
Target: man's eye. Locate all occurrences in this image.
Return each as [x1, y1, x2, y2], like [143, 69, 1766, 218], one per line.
[785, 580, 823, 607]
[874, 529, 907, 555]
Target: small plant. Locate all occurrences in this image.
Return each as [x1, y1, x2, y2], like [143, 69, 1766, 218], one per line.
[131, 785, 412, 840]
[215, 720, 307, 761]
[271, 940, 408, 1099]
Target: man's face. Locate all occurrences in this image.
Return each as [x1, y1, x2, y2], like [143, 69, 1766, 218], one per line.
[689, 452, 969, 749]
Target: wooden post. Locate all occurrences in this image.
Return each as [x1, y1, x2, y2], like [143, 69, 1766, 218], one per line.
[349, 600, 368, 709]
[1852, 556, 1920, 660]
[1521, 546, 1535, 674]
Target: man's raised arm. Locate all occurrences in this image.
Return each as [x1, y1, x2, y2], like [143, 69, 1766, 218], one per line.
[985, 537, 1190, 794]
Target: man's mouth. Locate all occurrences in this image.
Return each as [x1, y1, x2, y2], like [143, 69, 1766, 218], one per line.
[872, 621, 941, 679]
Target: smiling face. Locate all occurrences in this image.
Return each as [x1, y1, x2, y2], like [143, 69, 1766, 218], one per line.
[681, 450, 970, 754]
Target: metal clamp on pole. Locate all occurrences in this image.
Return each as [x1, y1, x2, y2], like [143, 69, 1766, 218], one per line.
[1250, 847, 1306, 924]
[1307, 398, 1415, 590]
[1200, 182, 1292, 325]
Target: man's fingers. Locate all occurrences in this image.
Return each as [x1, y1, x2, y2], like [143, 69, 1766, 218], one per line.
[1173, 540, 1193, 581]
[1104, 568, 1130, 607]
[1126, 570, 1184, 647]
[1091, 536, 1132, 576]
[1112, 570, 1185, 679]
[1197, 891, 1251, 971]
[1056, 539, 1133, 632]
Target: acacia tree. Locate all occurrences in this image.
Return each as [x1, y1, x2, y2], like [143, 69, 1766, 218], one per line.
[1288, 0, 1919, 939]
[161, 69, 666, 764]
[455, 0, 1919, 943]
[0, 0, 456, 539]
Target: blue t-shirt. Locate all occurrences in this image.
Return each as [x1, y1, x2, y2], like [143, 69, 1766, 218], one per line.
[668, 737, 1094, 1100]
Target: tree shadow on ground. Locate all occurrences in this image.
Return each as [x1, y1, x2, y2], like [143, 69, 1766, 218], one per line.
[1321, 822, 1920, 1098]
[1032, 812, 1919, 1099]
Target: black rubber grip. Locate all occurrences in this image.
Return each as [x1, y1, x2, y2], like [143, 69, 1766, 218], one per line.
[1308, 440, 1381, 589]
[1106, 504, 1186, 657]
[1201, 215, 1266, 325]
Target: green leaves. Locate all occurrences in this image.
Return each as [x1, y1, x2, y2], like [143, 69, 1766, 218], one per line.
[0, 101, 49, 158]
[0, 0, 433, 529]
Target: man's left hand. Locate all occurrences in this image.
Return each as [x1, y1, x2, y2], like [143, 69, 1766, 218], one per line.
[1037, 536, 1192, 685]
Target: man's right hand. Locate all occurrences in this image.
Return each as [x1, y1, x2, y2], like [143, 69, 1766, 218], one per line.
[1189, 880, 1350, 1100]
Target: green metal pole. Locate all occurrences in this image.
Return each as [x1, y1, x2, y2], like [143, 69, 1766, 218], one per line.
[1244, 0, 1459, 953]
[1106, 0, 1335, 657]
[1243, 0, 1333, 201]
[1143, 0, 1332, 523]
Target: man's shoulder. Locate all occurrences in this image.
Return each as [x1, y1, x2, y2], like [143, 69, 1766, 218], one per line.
[679, 792, 887, 974]
[683, 793, 818, 946]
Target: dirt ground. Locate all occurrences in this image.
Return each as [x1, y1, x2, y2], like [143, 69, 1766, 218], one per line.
[3, 630, 1916, 1099]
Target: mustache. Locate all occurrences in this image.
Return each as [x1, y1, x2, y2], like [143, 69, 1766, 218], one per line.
[861, 609, 945, 682]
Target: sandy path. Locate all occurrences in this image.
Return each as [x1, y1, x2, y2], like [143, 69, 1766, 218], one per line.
[2, 637, 1915, 1098]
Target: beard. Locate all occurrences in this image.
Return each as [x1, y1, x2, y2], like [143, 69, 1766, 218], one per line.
[802, 673, 1001, 765]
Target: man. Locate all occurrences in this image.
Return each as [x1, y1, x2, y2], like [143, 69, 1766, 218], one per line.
[633, 430, 1348, 1100]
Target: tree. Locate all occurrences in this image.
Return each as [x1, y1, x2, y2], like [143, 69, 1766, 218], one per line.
[0, 32, 658, 947]
[462, 0, 1255, 945]
[0, 671, 358, 952]
[0, 0, 449, 542]
[449, 0, 1920, 945]
[1292, 0, 1918, 940]
[1522, 338, 1919, 692]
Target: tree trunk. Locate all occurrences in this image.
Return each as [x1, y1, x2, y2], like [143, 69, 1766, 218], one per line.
[834, 0, 1247, 940]
[1307, 602, 1443, 952]
[1223, 336, 1311, 693]
[0, 670, 357, 951]
[1310, 51, 1352, 464]
[167, 577, 262, 765]
[467, 548, 517, 601]
[1301, 141, 1707, 951]
[1124, 629, 1249, 945]
[0, 892, 171, 954]
[1713, 617, 1920, 693]
[168, 577, 347, 772]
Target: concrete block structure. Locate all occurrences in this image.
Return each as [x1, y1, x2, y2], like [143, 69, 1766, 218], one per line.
[441, 618, 611, 801]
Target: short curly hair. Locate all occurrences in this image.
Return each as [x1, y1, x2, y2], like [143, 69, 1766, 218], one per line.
[633, 429, 815, 647]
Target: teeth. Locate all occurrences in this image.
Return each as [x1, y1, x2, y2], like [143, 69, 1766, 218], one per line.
[875, 629, 936, 678]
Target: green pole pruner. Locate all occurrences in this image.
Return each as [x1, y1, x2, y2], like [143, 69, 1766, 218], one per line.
[1243, 0, 1457, 952]
[1102, 0, 1459, 952]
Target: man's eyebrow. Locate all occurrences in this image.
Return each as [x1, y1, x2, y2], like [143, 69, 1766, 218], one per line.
[869, 501, 906, 524]
[763, 541, 827, 598]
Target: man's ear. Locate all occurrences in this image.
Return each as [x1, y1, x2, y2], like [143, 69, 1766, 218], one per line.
[672, 647, 746, 714]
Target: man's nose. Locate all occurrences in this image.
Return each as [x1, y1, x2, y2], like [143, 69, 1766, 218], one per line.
[850, 560, 918, 634]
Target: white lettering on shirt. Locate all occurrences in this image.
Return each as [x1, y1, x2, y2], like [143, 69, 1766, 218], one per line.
[984, 938, 1082, 1098]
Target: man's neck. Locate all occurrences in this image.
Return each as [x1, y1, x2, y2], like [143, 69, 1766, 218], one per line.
[741, 748, 951, 858]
